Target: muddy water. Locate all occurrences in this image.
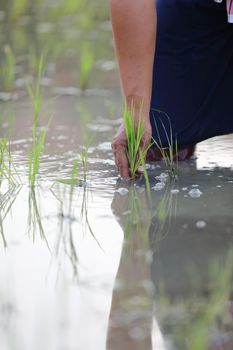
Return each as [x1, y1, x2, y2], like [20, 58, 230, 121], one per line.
[0, 1, 233, 349]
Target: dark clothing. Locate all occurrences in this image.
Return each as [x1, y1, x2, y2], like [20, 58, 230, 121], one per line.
[150, 0, 233, 149]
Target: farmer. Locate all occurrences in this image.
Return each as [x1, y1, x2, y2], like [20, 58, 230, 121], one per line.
[110, 0, 233, 178]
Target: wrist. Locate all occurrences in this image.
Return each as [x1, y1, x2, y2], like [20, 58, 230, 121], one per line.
[125, 94, 151, 121]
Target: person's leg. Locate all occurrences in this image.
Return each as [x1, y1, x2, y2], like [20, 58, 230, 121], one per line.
[148, 0, 233, 161]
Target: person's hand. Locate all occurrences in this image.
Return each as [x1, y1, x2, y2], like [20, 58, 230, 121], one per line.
[112, 118, 152, 179]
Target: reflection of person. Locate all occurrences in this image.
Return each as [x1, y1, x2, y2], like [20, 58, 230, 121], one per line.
[109, 0, 233, 178]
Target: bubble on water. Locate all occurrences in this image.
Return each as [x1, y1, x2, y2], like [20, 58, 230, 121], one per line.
[196, 220, 207, 229]
[145, 163, 152, 170]
[192, 184, 199, 188]
[182, 187, 188, 191]
[189, 188, 203, 198]
[116, 188, 129, 195]
[216, 185, 222, 188]
[171, 189, 180, 194]
[155, 172, 169, 182]
[153, 182, 165, 191]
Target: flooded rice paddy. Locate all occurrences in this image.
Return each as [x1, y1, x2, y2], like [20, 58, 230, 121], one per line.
[0, 1, 233, 349]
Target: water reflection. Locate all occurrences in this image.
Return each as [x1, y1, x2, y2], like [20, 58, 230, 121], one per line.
[109, 164, 233, 350]
[0, 161, 232, 349]
[0, 182, 22, 248]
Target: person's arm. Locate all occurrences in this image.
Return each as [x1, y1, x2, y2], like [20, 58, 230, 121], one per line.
[109, 0, 157, 178]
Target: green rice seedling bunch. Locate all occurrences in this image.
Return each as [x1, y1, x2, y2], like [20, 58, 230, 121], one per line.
[27, 53, 51, 187]
[79, 43, 94, 91]
[123, 101, 152, 193]
[28, 125, 50, 187]
[27, 54, 45, 134]
[2, 45, 15, 91]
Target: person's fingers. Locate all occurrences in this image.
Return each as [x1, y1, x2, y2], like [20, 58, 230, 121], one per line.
[112, 143, 130, 178]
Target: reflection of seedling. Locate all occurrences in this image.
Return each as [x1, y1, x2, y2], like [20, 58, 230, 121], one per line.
[0, 138, 20, 185]
[124, 185, 152, 246]
[0, 184, 22, 248]
[157, 248, 233, 350]
[27, 53, 51, 187]
[112, 183, 152, 257]
[151, 109, 178, 178]
[80, 144, 89, 184]
[188, 249, 233, 349]
[54, 137, 101, 249]
[123, 102, 152, 193]
[150, 181, 178, 250]
[2, 45, 15, 91]
[28, 187, 50, 250]
[79, 43, 94, 91]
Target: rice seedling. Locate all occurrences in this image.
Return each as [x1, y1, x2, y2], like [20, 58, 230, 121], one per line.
[28, 123, 50, 187]
[123, 101, 153, 194]
[27, 53, 51, 187]
[2, 45, 15, 92]
[151, 109, 178, 178]
[55, 136, 93, 187]
[27, 53, 45, 131]
[56, 160, 79, 187]
[79, 43, 94, 91]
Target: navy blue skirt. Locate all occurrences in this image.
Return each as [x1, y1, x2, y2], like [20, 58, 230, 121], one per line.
[150, 0, 233, 149]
